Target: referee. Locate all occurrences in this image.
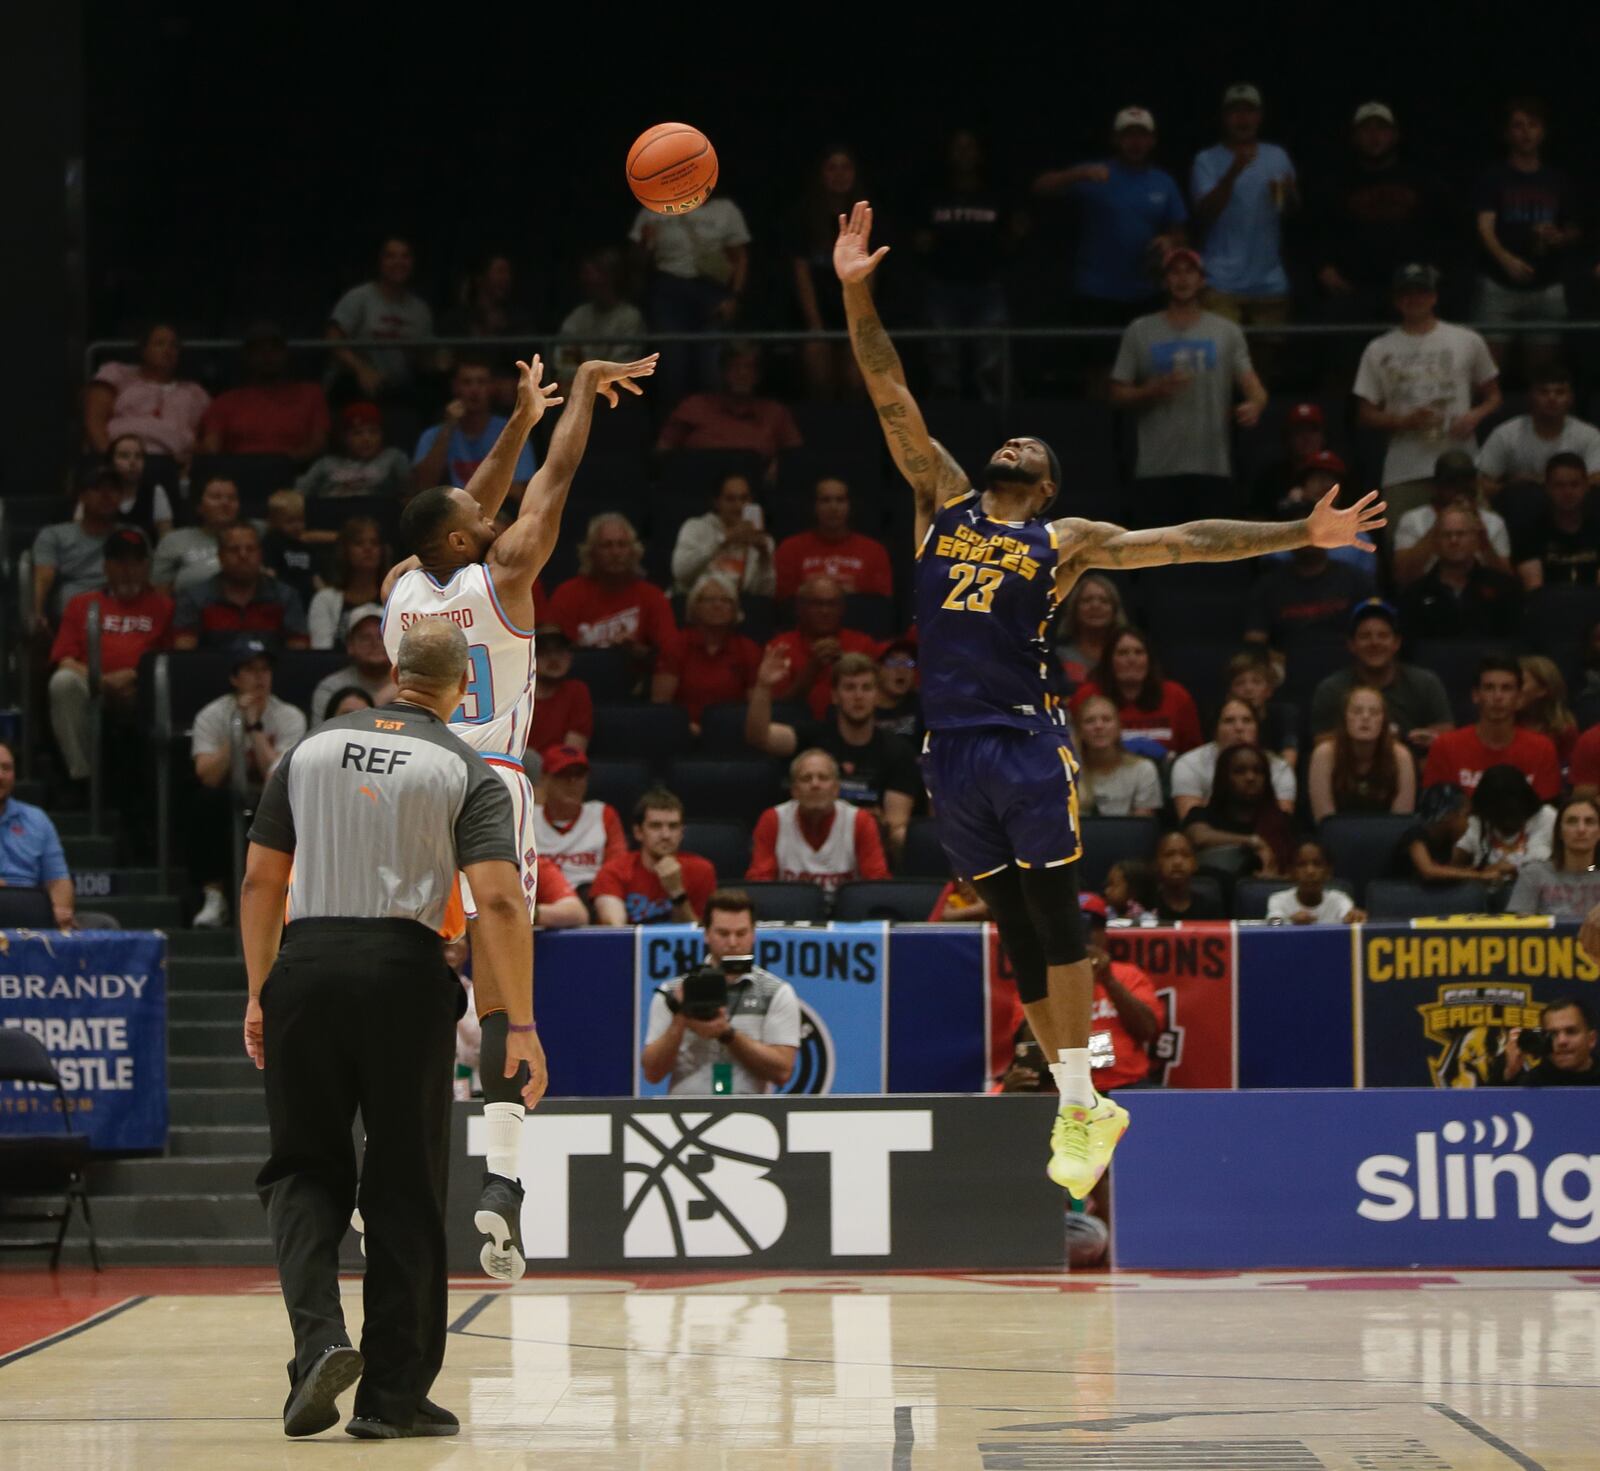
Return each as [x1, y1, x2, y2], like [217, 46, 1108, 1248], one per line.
[240, 620, 546, 1440]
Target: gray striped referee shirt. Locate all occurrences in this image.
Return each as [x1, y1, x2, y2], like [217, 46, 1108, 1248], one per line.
[247, 701, 516, 932]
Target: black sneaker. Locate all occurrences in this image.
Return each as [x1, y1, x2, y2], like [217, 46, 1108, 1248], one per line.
[282, 1344, 363, 1438]
[414, 1398, 461, 1436]
[474, 1171, 526, 1281]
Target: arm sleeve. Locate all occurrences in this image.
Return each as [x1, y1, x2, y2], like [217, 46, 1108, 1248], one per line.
[1227, 320, 1256, 383]
[31, 525, 60, 568]
[1486, 515, 1511, 559]
[1264, 888, 1296, 920]
[1163, 172, 1188, 226]
[1468, 332, 1498, 389]
[1352, 343, 1383, 405]
[37, 818, 70, 883]
[329, 285, 364, 334]
[1168, 749, 1205, 800]
[763, 982, 803, 1048]
[1109, 324, 1141, 385]
[601, 805, 628, 863]
[721, 201, 753, 248]
[671, 518, 718, 588]
[746, 809, 779, 880]
[454, 762, 518, 867]
[1190, 149, 1224, 198]
[1392, 510, 1425, 551]
[644, 989, 676, 1046]
[1477, 425, 1511, 480]
[151, 537, 182, 588]
[1270, 755, 1297, 804]
[854, 810, 890, 879]
[307, 589, 340, 650]
[412, 425, 440, 466]
[536, 856, 577, 905]
[246, 747, 297, 853]
[190, 701, 229, 758]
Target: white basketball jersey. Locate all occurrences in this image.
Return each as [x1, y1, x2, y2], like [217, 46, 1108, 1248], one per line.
[532, 800, 611, 889]
[773, 800, 860, 892]
[382, 562, 536, 760]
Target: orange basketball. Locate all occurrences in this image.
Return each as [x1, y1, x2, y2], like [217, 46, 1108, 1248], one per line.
[626, 122, 718, 215]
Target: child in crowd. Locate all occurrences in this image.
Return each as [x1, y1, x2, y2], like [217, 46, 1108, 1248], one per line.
[1103, 860, 1154, 922]
[260, 489, 328, 606]
[1152, 832, 1228, 922]
[1404, 783, 1480, 884]
[1452, 765, 1555, 882]
[296, 402, 413, 500]
[1266, 840, 1365, 925]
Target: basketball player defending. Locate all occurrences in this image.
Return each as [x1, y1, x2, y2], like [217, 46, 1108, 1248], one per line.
[382, 351, 657, 1274]
[835, 202, 1384, 1196]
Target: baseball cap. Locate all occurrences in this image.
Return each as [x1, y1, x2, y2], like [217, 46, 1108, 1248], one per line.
[341, 401, 382, 429]
[1353, 101, 1396, 127]
[542, 744, 590, 778]
[346, 602, 384, 630]
[228, 635, 276, 670]
[1433, 448, 1478, 483]
[1079, 892, 1109, 922]
[1161, 245, 1204, 275]
[1348, 597, 1399, 635]
[1113, 106, 1156, 133]
[103, 527, 150, 561]
[1222, 83, 1262, 109]
[1392, 262, 1440, 293]
[1285, 402, 1325, 430]
[1306, 449, 1348, 477]
[880, 637, 918, 664]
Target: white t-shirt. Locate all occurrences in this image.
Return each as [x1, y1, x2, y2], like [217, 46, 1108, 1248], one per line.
[1170, 742, 1297, 806]
[629, 199, 751, 281]
[1477, 414, 1600, 483]
[190, 692, 306, 783]
[1393, 503, 1513, 565]
[1080, 756, 1163, 816]
[1458, 807, 1556, 871]
[1353, 322, 1498, 486]
[1266, 887, 1355, 924]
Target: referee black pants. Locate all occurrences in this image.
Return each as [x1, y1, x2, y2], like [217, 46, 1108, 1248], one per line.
[256, 919, 458, 1426]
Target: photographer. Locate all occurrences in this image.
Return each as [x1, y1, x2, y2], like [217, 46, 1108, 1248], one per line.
[1501, 996, 1600, 1086]
[640, 889, 799, 1094]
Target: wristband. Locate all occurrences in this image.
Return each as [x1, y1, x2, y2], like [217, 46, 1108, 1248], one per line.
[247, 721, 265, 733]
[508, 1020, 537, 1033]
[718, 1028, 737, 1045]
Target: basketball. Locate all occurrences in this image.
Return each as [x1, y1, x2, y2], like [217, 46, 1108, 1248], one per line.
[626, 122, 718, 214]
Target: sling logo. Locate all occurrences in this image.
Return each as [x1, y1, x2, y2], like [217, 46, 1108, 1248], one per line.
[472, 1108, 933, 1260]
[1355, 1113, 1600, 1244]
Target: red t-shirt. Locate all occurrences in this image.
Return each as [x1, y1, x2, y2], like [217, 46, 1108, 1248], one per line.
[1423, 725, 1561, 801]
[657, 393, 803, 459]
[659, 627, 762, 722]
[50, 588, 173, 674]
[548, 576, 677, 652]
[1091, 961, 1167, 1092]
[1571, 724, 1600, 790]
[773, 531, 894, 600]
[527, 677, 593, 755]
[590, 850, 717, 924]
[534, 855, 577, 907]
[764, 628, 884, 719]
[746, 805, 890, 882]
[1069, 679, 1203, 755]
[199, 382, 330, 456]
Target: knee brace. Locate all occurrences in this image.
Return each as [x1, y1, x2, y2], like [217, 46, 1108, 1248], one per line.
[1019, 863, 1088, 968]
[476, 1010, 529, 1104]
[974, 868, 1049, 1005]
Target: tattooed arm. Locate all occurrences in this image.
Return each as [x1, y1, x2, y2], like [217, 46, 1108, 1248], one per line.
[835, 201, 969, 545]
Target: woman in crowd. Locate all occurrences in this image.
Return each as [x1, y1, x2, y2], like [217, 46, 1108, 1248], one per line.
[307, 516, 386, 649]
[320, 685, 376, 726]
[1054, 574, 1126, 687]
[1451, 764, 1554, 882]
[669, 471, 775, 597]
[1070, 627, 1203, 758]
[86, 434, 174, 542]
[83, 322, 211, 462]
[1518, 654, 1578, 764]
[790, 145, 868, 397]
[651, 572, 762, 729]
[1182, 743, 1295, 878]
[1508, 794, 1600, 919]
[1307, 686, 1416, 822]
[1074, 694, 1160, 818]
[1170, 698, 1296, 820]
[1224, 648, 1298, 770]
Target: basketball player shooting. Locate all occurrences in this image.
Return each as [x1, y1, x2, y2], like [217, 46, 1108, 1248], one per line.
[381, 350, 657, 1275]
[835, 201, 1383, 1197]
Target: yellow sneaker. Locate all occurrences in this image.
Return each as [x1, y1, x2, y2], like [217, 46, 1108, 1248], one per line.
[1047, 1093, 1130, 1199]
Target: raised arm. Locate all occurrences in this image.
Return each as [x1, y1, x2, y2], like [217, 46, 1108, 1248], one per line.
[835, 202, 969, 544]
[456, 355, 563, 522]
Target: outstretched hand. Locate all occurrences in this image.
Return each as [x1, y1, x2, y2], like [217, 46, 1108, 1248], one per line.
[1305, 486, 1387, 554]
[587, 354, 659, 408]
[834, 201, 889, 283]
[514, 354, 564, 423]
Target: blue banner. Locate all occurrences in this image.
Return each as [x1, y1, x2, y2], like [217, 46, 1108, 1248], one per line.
[633, 924, 887, 1096]
[1114, 1088, 1600, 1269]
[0, 929, 167, 1151]
[1236, 923, 1355, 1088]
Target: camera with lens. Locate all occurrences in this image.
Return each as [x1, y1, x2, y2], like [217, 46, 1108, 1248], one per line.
[675, 953, 754, 1021]
[1517, 1027, 1551, 1061]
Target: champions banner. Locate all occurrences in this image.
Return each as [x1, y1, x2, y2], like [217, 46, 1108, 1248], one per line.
[0, 929, 168, 1150]
[1357, 919, 1600, 1088]
[633, 923, 887, 1096]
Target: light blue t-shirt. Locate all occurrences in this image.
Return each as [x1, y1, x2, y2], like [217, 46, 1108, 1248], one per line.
[1189, 141, 1295, 296]
[0, 799, 70, 887]
[413, 417, 537, 489]
[1070, 162, 1188, 303]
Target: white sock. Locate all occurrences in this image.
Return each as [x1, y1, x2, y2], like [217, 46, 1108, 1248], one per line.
[1050, 1049, 1095, 1109]
[483, 1101, 525, 1182]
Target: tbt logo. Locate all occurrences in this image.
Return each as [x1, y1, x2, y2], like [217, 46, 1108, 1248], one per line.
[1356, 1111, 1600, 1244]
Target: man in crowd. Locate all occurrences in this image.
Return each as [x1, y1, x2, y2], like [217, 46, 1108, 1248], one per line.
[530, 745, 626, 894]
[1244, 534, 1373, 649]
[592, 788, 716, 925]
[641, 890, 798, 1095]
[306, 606, 396, 725]
[553, 250, 648, 385]
[773, 477, 893, 601]
[761, 575, 882, 719]
[325, 236, 434, 402]
[1249, 402, 1328, 516]
[48, 528, 173, 789]
[1033, 105, 1187, 326]
[413, 354, 537, 498]
[31, 471, 126, 629]
[153, 474, 242, 591]
[1478, 366, 1600, 499]
[173, 524, 309, 650]
[525, 628, 594, 756]
[1189, 84, 1295, 327]
[0, 740, 74, 929]
[198, 322, 329, 460]
[875, 640, 921, 741]
[1109, 247, 1266, 528]
[1310, 599, 1453, 750]
[189, 637, 308, 928]
[1422, 655, 1560, 800]
[1501, 997, 1599, 1086]
[746, 649, 918, 861]
[547, 514, 678, 664]
[296, 403, 413, 501]
[655, 347, 803, 464]
[1354, 263, 1501, 520]
[1514, 452, 1600, 589]
[747, 749, 890, 893]
[1392, 449, 1513, 587]
[1079, 894, 1164, 1091]
[1397, 504, 1522, 640]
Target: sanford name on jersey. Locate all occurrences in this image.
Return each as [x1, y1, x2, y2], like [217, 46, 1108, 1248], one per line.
[395, 606, 477, 632]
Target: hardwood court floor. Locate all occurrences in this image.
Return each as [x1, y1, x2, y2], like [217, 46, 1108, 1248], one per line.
[2, 1267, 1597, 1468]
